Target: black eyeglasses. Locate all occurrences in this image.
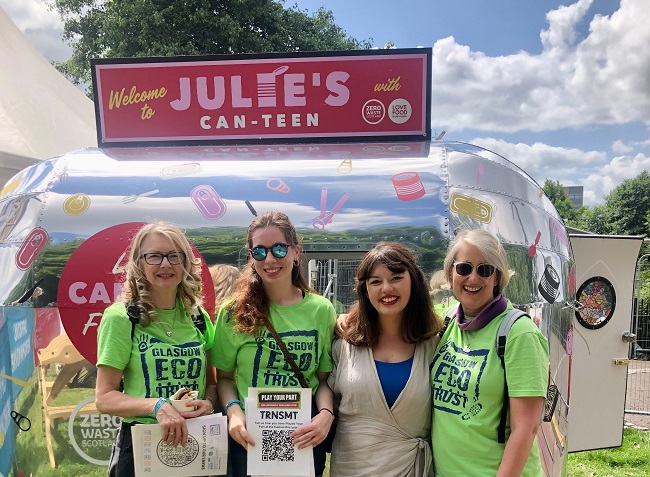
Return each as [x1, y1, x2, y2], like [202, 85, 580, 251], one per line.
[250, 243, 289, 261]
[141, 252, 186, 265]
[453, 261, 496, 278]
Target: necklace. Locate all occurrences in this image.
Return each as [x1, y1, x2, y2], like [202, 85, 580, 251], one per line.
[159, 307, 178, 337]
[462, 331, 473, 352]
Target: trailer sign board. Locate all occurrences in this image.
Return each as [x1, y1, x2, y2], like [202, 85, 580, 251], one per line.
[91, 49, 431, 146]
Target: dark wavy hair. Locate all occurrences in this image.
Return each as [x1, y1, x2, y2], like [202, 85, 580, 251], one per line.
[344, 242, 442, 346]
[231, 210, 314, 334]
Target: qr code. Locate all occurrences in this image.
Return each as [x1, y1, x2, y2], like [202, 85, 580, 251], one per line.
[261, 429, 294, 462]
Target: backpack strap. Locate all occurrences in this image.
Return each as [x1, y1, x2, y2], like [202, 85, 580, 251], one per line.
[496, 308, 530, 444]
[439, 304, 459, 336]
[191, 306, 207, 333]
[126, 303, 141, 340]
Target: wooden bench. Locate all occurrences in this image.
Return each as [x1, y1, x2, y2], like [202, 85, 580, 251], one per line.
[37, 334, 99, 468]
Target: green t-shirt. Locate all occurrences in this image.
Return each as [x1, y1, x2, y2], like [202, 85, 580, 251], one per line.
[430, 303, 549, 477]
[97, 300, 215, 423]
[212, 292, 336, 409]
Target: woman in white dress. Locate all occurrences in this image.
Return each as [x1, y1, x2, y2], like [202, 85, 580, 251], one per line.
[328, 242, 442, 477]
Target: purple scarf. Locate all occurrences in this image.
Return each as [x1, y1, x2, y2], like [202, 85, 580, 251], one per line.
[456, 294, 508, 331]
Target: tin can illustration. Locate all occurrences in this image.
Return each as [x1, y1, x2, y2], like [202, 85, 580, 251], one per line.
[337, 159, 353, 174]
[63, 193, 91, 216]
[161, 162, 202, 179]
[266, 178, 290, 193]
[391, 172, 425, 201]
[191, 185, 226, 220]
[550, 217, 569, 247]
[539, 264, 560, 303]
[257, 66, 289, 107]
[450, 193, 493, 224]
[16, 227, 49, 270]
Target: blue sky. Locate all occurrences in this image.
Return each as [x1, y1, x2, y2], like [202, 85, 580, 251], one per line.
[2, 0, 649, 205]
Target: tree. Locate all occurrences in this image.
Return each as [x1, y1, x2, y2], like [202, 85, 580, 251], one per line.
[570, 204, 611, 234]
[543, 179, 576, 223]
[602, 171, 650, 237]
[51, 0, 372, 88]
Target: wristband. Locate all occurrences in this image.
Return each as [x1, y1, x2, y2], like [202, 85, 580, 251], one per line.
[152, 397, 167, 417]
[225, 399, 241, 412]
[319, 408, 335, 417]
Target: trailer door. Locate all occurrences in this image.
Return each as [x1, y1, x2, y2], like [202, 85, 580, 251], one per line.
[567, 235, 643, 452]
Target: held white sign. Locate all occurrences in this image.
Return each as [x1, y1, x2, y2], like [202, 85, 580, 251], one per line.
[246, 387, 314, 477]
[131, 413, 228, 476]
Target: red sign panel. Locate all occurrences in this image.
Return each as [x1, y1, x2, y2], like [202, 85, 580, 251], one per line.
[57, 223, 216, 364]
[91, 49, 431, 146]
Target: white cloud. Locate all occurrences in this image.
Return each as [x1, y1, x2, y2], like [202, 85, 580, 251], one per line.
[0, 0, 71, 62]
[612, 140, 633, 154]
[431, 0, 650, 132]
[582, 153, 650, 204]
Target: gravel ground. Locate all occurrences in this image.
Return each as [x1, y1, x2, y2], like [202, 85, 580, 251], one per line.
[624, 359, 650, 430]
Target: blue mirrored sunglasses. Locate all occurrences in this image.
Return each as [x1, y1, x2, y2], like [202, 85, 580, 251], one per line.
[250, 243, 289, 261]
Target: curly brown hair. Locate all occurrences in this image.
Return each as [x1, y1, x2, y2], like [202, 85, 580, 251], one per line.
[231, 211, 314, 334]
[344, 242, 442, 346]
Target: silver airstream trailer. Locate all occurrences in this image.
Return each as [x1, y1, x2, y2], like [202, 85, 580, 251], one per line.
[0, 49, 573, 476]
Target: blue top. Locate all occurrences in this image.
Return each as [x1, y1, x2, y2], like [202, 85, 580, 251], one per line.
[375, 355, 414, 407]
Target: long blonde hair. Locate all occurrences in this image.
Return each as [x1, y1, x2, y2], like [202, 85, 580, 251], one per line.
[122, 221, 203, 326]
[210, 264, 240, 309]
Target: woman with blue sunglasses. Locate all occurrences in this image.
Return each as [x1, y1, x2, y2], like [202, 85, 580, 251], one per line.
[212, 210, 336, 477]
[430, 229, 549, 477]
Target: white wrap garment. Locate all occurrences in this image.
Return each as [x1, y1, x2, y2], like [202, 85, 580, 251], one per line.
[328, 336, 438, 477]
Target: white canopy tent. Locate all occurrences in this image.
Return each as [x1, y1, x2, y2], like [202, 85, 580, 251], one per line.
[0, 7, 96, 188]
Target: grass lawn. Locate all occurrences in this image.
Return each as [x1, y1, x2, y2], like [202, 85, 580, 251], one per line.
[10, 373, 106, 477]
[323, 428, 649, 477]
[567, 427, 650, 477]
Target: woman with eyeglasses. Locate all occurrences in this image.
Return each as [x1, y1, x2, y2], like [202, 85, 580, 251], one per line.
[430, 229, 548, 477]
[212, 210, 336, 477]
[328, 242, 442, 477]
[96, 221, 216, 477]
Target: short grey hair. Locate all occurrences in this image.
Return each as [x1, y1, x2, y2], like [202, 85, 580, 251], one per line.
[443, 229, 511, 295]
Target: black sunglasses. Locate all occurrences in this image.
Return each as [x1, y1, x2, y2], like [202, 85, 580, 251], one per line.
[250, 243, 289, 261]
[453, 261, 496, 278]
[141, 251, 186, 265]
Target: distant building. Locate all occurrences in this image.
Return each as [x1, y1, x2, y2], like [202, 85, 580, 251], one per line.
[563, 186, 584, 209]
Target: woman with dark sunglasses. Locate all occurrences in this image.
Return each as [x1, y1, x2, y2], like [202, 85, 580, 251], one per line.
[212, 210, 336, 477]
[430, 229, 548, 477]
[96, 221, 217, 477]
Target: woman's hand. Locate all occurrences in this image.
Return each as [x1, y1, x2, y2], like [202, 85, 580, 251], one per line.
[227, 405, 255, 449]
[155, 401, 188, 448]
[178, 398, 214, 419]
[290, 409, 335, 449]
[334, 313, 349, 338]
